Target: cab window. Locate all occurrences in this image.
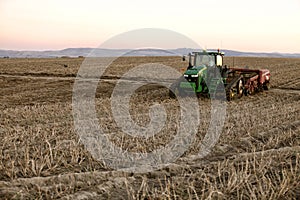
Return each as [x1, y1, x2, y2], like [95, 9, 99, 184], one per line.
[216, 55, 223, 66]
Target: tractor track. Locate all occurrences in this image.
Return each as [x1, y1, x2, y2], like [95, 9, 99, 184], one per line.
[1, 145, 299, 199]
[1, 73, 300, 96]
[277, 77, 300, 89]
[0, 73, 95, 81]
[0, 73, 300, 95]
[280, 77, 300, 86]
[0, 73, 176, 85]
[269, 88, 300, 95]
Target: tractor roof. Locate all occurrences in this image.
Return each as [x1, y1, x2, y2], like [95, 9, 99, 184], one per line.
[192, 50, 225, 56]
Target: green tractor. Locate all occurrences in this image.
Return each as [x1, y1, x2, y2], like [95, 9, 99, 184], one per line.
[170, 50, 270, 101]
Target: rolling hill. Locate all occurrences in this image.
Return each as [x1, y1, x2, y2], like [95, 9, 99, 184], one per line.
[0, 48, 299, 58]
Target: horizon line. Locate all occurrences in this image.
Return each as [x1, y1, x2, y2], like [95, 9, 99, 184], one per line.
[1, 47, 300, 55]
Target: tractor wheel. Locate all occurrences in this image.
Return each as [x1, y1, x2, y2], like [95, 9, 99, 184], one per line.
[169, 90, 176, 98]
[169, 83, 185, 98]
[236, 79, 244, 98]
[169, 85, 179, 98]
[196, 92, 202, 98]
[226, 89, 234, 101]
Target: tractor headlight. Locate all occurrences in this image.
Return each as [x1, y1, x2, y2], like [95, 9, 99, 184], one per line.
[191, 74, 198, 77]
[184, 74, 188, 77]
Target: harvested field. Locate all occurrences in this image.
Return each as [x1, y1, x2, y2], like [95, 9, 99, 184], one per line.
[0, 56, 299, 199]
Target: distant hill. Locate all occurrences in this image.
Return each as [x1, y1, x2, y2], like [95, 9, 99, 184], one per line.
[0, 48, 299, 58]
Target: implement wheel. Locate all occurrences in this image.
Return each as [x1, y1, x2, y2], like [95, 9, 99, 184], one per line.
[236, 79, 244, 98]
[263, 82, 270, 90]
[226, 89, 234, 101]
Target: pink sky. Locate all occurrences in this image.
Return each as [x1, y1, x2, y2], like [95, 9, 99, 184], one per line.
[1, 0, 300, 53]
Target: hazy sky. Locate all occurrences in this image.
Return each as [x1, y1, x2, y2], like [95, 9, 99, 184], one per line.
[1, 0, 300, 53]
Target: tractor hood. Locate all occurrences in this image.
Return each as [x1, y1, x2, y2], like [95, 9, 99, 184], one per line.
[184, 65, 207, 76]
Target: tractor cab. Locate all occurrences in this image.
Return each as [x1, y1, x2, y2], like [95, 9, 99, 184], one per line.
[184, 50, 224, 69]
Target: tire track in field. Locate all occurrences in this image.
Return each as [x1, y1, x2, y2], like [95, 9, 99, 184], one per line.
[1, 73, 300, 95]
[269, 88, 300, 95]
[0, 73, 176, 85]
[0, 73, 75, 81]
[279, 77, 300, 87]
[1, 145, 299, 199]
[274, 77, 300, 90]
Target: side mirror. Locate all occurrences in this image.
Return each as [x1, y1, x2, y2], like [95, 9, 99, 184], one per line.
[182, 56, 186, 61]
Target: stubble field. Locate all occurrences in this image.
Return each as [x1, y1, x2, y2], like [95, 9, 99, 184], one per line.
[0, 56, 299, 199]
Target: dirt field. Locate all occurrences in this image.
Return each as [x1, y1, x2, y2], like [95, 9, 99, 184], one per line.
[0, 56, 299, 199]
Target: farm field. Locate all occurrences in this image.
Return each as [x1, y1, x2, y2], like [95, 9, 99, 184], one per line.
[0, 56, 300, 199]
